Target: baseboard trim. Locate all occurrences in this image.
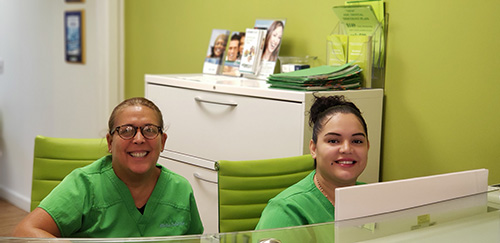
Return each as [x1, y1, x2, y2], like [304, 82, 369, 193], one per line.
[0, 185, 30, 212]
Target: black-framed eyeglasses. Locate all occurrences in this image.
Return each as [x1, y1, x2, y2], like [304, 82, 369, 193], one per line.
[110, 124, 163, 140]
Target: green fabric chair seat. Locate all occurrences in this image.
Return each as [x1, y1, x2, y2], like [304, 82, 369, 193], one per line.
[217, 154, 315, 233]
[31, 135, 109, 211]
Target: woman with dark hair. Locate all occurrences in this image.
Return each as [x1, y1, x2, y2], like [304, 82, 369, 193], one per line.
[207, 33, 228, 58]
[256, 94, 369, 229]
[261, 20, 284, 62]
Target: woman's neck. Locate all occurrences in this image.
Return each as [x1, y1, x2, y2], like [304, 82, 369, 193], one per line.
[115, 166, 161, 208]
[262, 51, 272, 61]
[314, 173, 335, 206]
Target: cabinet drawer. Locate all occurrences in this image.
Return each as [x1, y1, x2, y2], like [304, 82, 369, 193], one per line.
[148, 84, 305, 161]
[158, 156, 218, 234]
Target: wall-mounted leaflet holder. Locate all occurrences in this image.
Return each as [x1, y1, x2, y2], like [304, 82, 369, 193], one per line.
[328, 4, 388, 88]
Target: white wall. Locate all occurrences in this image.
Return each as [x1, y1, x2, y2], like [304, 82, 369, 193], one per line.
[0, 0, 122, 211]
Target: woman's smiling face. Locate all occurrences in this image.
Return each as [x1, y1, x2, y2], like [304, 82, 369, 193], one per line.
[267, 26, 283, 53]
[213, 37, 227, 57]
[310, 113, 369, 187]
[107, 105, 167, 177]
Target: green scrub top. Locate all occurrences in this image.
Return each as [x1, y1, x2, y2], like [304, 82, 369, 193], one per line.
[256, 170, 365, 230]
[255, 171, 334, 230]
[39, 155, 204, 237]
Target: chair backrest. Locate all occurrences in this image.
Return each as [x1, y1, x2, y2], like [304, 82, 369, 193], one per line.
[31, 135, 109, 211]
[216, 154, 315, 233]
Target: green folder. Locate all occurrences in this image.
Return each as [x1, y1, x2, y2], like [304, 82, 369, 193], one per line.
[268, 63, 360, 83]
[269, 82, 361, 91]
[268, 72, 362, 91]
[267, 75, 361, 87]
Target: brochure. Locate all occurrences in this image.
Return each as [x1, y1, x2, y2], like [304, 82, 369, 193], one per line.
[239, 28, 266, 75]
[345, 0, 386, 68]
[328, 4, 382, 87]
[240, 19, 286, 80]
[345, 0, 385, 27]
[348, 35, 372, 87]
[327, 34, 348, 66]
[222, 31, 245, 77]
[332, 5, 380, 36]
[203, 29, 230, 75]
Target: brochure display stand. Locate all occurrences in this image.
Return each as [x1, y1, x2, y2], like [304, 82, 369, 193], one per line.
[203, 19, 286, 80]
[328, 4, 388, 88]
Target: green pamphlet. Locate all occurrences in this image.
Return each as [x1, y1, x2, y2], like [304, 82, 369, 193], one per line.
[327, 34, 348, 66]
[332, 5, 380, 36]
[348, 35, 372, 87]
[329, 3, 383, 87]
[345, 0, 386, 68]
[345, 0, 385, 26]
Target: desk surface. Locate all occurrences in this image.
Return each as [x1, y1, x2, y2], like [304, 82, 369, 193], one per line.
[2, 210, 498, 242]
[362, 210, 500, 243]
[3, 190, 499, 242]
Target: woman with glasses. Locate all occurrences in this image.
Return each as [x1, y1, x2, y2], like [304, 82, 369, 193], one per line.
[14, 97, 203, 238]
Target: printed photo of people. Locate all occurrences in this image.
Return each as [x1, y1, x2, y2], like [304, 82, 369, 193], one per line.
[253, 19, 286, 79]
[203, 29, 230, 74]
[223, 31, 244, 77]
[259, 20, 285, 62]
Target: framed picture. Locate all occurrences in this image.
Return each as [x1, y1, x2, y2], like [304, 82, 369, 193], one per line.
[64, 10, 85, 63]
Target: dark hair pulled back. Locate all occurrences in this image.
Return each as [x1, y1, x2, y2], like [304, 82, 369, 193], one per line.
[309, 94, 367, 143]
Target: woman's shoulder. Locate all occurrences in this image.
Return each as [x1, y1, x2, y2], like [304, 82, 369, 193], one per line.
[269, 171, 316, 203]
[70, 155, 112, 177]
[158, 165, 192, 188]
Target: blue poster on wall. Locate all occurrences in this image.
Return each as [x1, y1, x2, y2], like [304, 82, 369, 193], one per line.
[65, 10, 85, 63]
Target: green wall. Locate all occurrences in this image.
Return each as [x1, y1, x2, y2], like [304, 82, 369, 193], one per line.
[125, 0, 500, 185]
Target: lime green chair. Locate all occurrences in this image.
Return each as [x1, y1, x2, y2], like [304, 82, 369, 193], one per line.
[30, 135, 109, 211]
[216, 154, 315, 233]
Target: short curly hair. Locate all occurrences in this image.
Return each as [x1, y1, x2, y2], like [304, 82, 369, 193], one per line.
[108, 97, 164, 133]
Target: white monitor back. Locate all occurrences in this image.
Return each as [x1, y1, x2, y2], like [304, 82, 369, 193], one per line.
[334, 169, 489, 242]
[335, 169, 488, 221]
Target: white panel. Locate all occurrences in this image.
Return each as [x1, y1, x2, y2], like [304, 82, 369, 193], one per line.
[335, 169, 489, 221]
[0, 0, 120, 211]
[147, 84, 305, 161]
[359, 210, 500, 243]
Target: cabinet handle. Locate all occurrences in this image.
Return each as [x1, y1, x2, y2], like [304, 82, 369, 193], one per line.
[194, 96, 238, 107]
[193, 172, 218, 184]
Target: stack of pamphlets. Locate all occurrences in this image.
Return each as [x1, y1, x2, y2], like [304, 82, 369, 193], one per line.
[267, 63, 362, 91]
[203, 19, 286, 79]
[327, 1, 386, 88]
[239, 28, 267, 75]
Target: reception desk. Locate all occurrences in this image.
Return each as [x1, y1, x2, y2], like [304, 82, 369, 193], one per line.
[361, 210, 500, 243]
[2, 189, 499, 242]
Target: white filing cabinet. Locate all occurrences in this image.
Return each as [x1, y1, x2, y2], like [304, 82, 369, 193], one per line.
[145, 74, 384, 233]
